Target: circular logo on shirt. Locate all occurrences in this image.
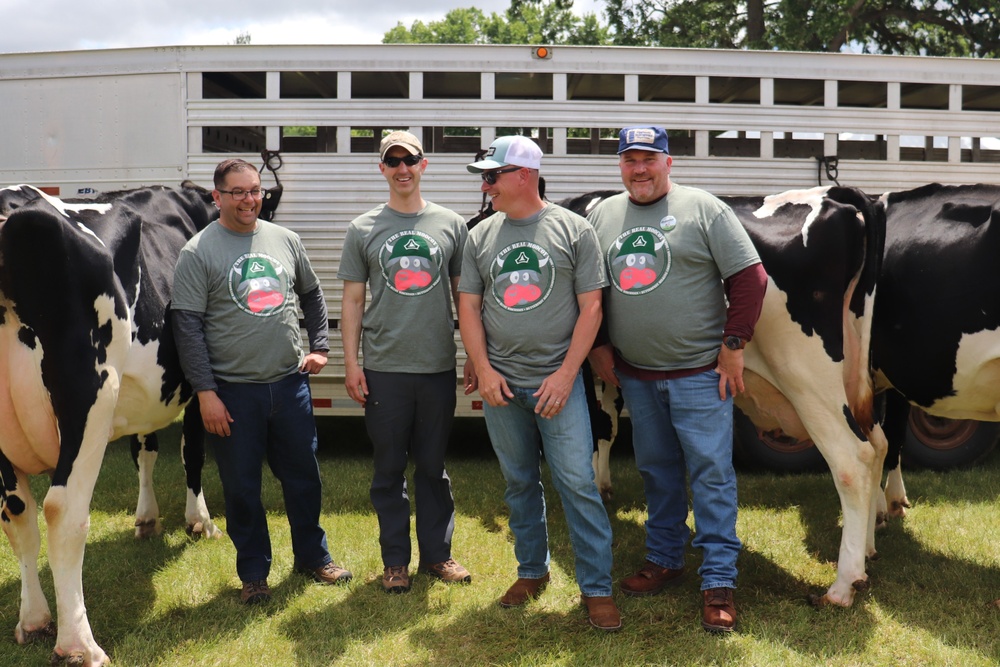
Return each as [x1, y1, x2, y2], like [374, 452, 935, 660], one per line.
[607, 226, 670, 295]
[379, 231, 443, 296]
[490, 242, 555, 312]
[229, 253, 289, 316]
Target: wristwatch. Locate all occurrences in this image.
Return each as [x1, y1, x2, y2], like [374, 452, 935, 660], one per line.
[723, 335, 746, 351]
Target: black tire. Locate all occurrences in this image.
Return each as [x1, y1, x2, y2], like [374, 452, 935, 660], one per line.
[900, 409, 1000, 470]
[732, 407, 827, 473]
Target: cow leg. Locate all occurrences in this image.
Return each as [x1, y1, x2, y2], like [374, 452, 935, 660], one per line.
[591, 381, 619, 503]
[866, 424, 889, 552]
[45, 385, 120, 666]
[1, 462, 56, 644]
[181, 400, 221, 539]
[132, 433, 162, 538]
[805, 410, 878, 608]
[879, 391, 911, 522]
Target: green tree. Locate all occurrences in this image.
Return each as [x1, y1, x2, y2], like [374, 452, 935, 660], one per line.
[604, 0, 1000, 56]
[383, 0, 611, 45]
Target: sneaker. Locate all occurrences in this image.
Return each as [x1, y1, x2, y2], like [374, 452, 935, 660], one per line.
[302, 561, 353, 585]
[499, 573, 550, 608]
[702, 588, 737, 633]
[383, 565, 411, 594]
[620, 561, 684, 597]
[581, 595, 623, 632]
[418, 558, 472, 583]
[240, 580, 271, 605]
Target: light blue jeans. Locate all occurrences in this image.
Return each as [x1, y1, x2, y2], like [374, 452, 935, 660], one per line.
[483, 373, 614, 597]
[619, 370, 740, 591]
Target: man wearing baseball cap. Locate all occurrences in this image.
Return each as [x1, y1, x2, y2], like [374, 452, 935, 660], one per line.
[587, 126, 766, 633]
[459, 135, 620, 631]
[340, 130, 472, 594]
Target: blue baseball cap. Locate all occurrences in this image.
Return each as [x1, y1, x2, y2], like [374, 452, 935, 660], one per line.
[618, 126, 669, 154]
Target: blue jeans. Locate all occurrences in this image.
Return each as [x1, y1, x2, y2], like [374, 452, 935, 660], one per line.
[618, 370, 740, 591]
[208, 372, 331, 583]
[483, 373, 614, 597]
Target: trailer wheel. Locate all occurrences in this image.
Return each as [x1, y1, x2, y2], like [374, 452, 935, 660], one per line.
[732, 408, 826, 472]
[901, 409, 1000, 470]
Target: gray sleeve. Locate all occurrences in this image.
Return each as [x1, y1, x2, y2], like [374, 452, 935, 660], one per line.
[171, 309, 218, 392]
[299, 284, 330, 352]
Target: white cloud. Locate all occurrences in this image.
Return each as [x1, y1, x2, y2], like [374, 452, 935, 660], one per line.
[3, 0, 606, 54]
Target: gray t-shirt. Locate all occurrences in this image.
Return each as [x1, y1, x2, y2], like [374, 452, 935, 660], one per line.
[338, 201, 467, 373]
[459, 204, 607, 387]
[172, 220, 321, 383]
[589, 185, 760, 370]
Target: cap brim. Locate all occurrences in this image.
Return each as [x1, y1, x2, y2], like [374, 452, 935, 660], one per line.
[380, 143, 421, 159]
[466, 159, 506, 173]
[617, 145, 667, 155]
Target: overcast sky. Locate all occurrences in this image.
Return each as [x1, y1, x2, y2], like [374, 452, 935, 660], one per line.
[3, 0, 605, 54]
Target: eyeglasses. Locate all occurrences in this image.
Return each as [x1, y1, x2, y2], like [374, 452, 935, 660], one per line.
[382, 154, 423, 168]
[218, 188, 266, 200]
[481, 166, 522, 185]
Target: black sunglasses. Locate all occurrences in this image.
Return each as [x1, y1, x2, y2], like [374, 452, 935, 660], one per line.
[382, 154, 423, 168]
[481, 166, 522, 185]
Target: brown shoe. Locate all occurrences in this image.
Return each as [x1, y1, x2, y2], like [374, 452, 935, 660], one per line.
[582, 595, 622, 632]
[240, 580, 271, 605]
[419, 558, 472, 583]
[303, 561, 353, 585]
[620, 561, 684, 597]
[382, 565, 411, 594]
[702, 588, 736, 633]
[499, 573, 550, 607]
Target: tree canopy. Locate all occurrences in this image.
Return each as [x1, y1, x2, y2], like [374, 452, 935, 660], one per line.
[385, 0, 1000, 57]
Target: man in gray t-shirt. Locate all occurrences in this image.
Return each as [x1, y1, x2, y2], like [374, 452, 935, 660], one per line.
[588, 126, 766, 633]
[339, 131, 471, 594]
[458, 135, 620, 631]
[172, 158, 351, 606]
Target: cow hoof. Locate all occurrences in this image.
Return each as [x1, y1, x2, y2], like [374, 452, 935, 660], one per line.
[17, 621, 56, 644]
[875, 511, 888, 530]
[49, 650, 110, 666]
[187, 522, 223, 539]
[852, 578, 871, 593]
[600, 489, 614, 503]
[134, 518, 162, 539]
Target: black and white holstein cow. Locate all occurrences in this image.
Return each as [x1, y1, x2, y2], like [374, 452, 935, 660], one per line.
[571, 186, 888, 607]
[0, 183, 220, 665]
[872, 183, 1000, 523]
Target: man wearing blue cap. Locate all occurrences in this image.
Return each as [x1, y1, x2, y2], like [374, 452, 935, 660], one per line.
[458, 135, 620, 631]
[587, 126, 767, 633]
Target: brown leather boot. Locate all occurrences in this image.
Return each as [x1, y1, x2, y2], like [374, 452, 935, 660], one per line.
[702, 588, 736, 633]
[581, 595, 622, 631]
[620, 561, 685, 597]
[499, 573, 550, 607]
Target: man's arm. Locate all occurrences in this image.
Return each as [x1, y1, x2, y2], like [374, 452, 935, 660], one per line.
[533, 288, 602, 418]
[172, 309, 233, 437]
[452, 276, 477, 394]
[298, 284, 329, 375]
[340, 280, 368, 405]
[458, 292, 511, 407]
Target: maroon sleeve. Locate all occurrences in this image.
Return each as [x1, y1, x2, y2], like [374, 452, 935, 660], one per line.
[722, 263, 767, 342]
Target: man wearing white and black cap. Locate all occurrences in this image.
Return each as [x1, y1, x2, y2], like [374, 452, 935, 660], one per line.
[587, 126, 767, 633]
[339, 130, 472, 594]
[458, 135, 620, 631]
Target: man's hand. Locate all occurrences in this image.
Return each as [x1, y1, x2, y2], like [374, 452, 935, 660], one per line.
[199, 390, 234, 437]
[301, 350, 328, 375]
[716, 346, 746, 400]
[588, 343, 620, 388]
[344, 363, 368, 406]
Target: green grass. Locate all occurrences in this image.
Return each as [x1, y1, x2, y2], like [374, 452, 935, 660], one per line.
[3, 420, 1000, 666]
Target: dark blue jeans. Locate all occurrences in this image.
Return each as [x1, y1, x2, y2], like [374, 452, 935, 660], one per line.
[209, 371, 331, 583]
